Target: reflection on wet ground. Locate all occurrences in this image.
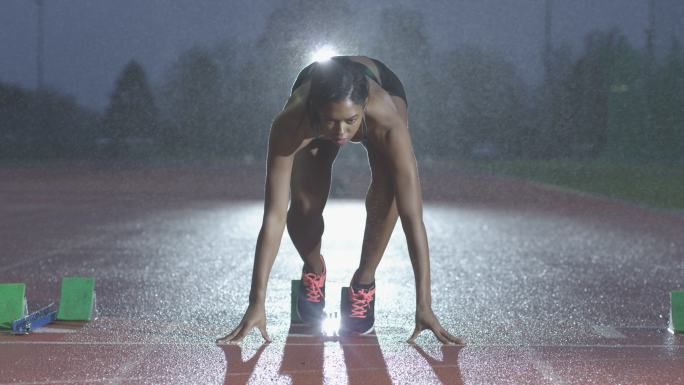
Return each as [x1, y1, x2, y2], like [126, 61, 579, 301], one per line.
[1, 165, 683, 384]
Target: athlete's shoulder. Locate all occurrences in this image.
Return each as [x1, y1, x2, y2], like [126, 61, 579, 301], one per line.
[280, 78, 310, 119]
[271, 86, 314, 148]
[366, 88, 401, 126]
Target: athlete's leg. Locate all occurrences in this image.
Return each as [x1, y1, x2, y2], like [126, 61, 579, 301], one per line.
[287, 139, 340, 273]
[354, 148, 399, 285]
[354, 95, 407, 285]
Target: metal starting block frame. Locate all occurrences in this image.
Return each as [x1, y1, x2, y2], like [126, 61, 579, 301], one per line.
[11, 303, 58, 335]
[1, 277, 96, 335]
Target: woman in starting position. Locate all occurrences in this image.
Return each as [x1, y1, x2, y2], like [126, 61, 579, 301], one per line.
[217, 55, 464, 345]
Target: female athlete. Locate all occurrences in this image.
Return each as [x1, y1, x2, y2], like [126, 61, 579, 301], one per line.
[217, 56, 464, 345]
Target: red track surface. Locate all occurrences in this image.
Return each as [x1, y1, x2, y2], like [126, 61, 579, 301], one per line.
[1, 161, 683, 384]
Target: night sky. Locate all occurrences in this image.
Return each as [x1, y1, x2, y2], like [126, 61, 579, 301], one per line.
[1, 0, 679, 110]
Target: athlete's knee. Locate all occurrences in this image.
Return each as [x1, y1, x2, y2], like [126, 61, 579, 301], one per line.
[289, 194, 327, 217]
[287, 208, 324, 243]
[287, 202, 324, 228]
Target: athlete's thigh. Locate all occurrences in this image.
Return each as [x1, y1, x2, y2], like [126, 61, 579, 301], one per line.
[290, 139, 340, 212]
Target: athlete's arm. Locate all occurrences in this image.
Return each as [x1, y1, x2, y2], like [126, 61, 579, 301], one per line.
[382, 120, 431, 309]
[249, 116, 299, 305]
[382, 119, 465, 345]
[217, 110, 306, 344]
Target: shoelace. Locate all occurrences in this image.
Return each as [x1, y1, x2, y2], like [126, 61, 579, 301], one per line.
[350, 287, 376, 318]
[302, 271, 325, 303]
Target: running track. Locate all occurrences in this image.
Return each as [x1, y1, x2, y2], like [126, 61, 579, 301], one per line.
[1, 160, 682, 384]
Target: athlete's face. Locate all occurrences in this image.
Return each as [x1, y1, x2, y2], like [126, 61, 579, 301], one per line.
[317, 99, 366, 145]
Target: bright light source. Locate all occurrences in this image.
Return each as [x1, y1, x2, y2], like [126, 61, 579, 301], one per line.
[312, 46, 338, 62]
[322, 313, 340, 336]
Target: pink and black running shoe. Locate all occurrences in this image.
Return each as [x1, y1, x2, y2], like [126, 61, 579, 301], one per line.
[341, 279, 376, 334]
[296, 254, 326, 324]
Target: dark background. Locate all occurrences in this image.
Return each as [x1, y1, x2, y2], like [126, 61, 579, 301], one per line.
[1, 0, 683, 164]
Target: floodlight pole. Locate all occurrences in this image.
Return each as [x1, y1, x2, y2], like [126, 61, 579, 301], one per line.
[543, 0, 553, 84]
[35, 0, 45, 91]
[645, 0, 656, 69]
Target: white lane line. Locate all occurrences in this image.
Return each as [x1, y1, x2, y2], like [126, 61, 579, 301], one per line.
[0, 376, 169, 385]
[532, 359, 570, 385]
[526, 349, 571, 385]
[286, 333, 329, 337]
[0, 341, 675, 348]
[0, 327, 80, 335]
[109, 345, 147, 385]
[592, 325, 627, 339]
[31, 327, 79, 334]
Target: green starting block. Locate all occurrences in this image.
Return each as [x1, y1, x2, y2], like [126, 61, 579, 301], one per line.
[291, 280, 303, 324]
[0, 283, 28, 329]
[669, 291, 684, 334]
[0, 277, 96, 334]
[57, 276, 96, 321]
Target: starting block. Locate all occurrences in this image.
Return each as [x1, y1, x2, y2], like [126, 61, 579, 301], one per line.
[11, 303, 58, 334]
[290, 279, 341, 336]
[669, 291, 684, 334]
[290, 279, 333, 324]
[56, 276, 96, 321]
[0, 283, 28, 330]
[291, 280, 303, 324]
[0, 277, 96, 335]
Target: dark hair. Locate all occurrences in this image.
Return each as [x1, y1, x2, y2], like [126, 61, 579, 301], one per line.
[308, 57, 369, 130]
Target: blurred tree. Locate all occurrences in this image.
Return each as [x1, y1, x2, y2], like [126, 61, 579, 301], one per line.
[602, 32, 648, 162]
[533, 42, 576, 159]
[370, 6, 435, 157]
[440, 46, 528, 159]
[430, 50, 469, 158]
[212, 38, 248, 159]
[0, 84, 32, 158]
[228, 53, 265, 162]
[38, 90, 101, 159]
[103, 60, 158, 159]
[159, 47, 222, 159]
[0, 83, 100, 160]
[567, 29, 619, 159]
[651, 37, 684, 162]
[567, 28, 656, 162]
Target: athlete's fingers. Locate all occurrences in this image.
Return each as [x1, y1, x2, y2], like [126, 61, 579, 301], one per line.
[437, 329, 459, 345]
[216, 324, 243, 345]
[442, 330, 465, 345]
[226, 324, 244, 340]
[431, 327, 451, 345]
[232, 323, 254, 343]
[258, 324, 271, 343]
[407, 325, 422, 344]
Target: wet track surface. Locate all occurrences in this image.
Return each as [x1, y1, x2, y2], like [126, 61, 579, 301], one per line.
[1, 162, 683, 384]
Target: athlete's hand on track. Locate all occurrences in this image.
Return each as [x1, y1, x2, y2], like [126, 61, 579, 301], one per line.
[407, 307, 465, 345]
[216, 303, 271, 345]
